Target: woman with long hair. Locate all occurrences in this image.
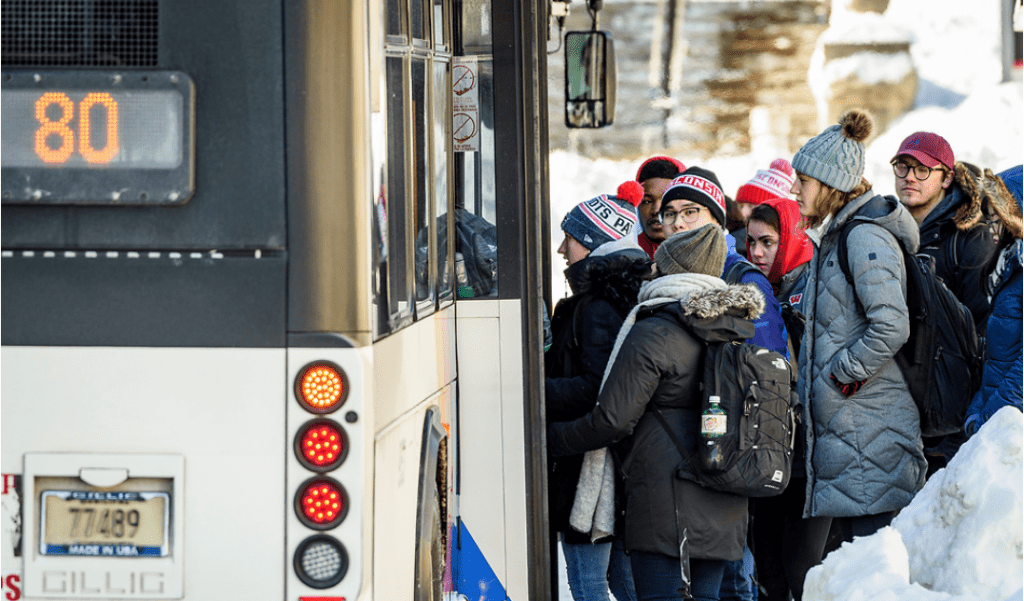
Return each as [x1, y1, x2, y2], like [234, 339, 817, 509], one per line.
[791, 109, 927, 543]
[744, 197, 828, 601]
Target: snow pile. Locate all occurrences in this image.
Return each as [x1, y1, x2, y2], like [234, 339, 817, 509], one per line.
[803, 407, 1024, 601]
[819, 11, 913, 46]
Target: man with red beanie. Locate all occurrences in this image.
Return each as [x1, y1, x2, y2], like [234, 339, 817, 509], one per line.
[634, 156, 686, 259]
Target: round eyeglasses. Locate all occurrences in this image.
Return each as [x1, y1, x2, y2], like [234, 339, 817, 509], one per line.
[892, 161, 944, 181]
[659, 206, 704, 226]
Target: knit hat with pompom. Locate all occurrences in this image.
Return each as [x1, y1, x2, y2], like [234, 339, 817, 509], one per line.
[561, 181, 644, 252]
[792, 110, 873, 193]
[736, 158, 796, 205]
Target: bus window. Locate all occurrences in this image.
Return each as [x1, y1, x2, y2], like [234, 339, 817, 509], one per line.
[453, 54, 497, 298]
[387, 0, 407, 38]
[433, 0, 450, 51]
[433, 58, 454, 302]
[385, 55, 414, 329]
[411, 0, 430, 43]
[412, 57, 434, 310]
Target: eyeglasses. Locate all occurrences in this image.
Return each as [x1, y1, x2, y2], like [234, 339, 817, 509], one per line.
[892, 161, 945, 181]
[659, 206, 704, 226]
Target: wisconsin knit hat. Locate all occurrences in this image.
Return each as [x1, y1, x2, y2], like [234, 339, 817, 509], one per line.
[660, 166, 728, 226]
[891, 131, 955, 171]
[561, 181, 644, 252]
[792, 110, 873, 193]
[654, 224, 727, 277]
[736, 158, 796, 205]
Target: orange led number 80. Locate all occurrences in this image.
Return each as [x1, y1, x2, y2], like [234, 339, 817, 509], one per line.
[34, 92, 119, 164]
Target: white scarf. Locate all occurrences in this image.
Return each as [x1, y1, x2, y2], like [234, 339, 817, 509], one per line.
[569, 273, 726, 541]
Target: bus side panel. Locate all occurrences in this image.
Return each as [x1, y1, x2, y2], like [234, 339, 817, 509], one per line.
[372, 307, 457, 434]
[454, 298, 530, 599]
[0, 346, 286, 598]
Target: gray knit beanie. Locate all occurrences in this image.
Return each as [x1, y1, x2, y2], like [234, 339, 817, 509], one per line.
[792, 110, 874, 193]
[654, 224, 727, 277]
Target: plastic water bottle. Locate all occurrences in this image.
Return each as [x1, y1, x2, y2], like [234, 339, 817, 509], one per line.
[455, 252, 474, 298]
[701, 395, 728, 471]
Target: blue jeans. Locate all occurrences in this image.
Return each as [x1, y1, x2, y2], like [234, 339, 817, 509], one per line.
[561, 535, 638, 601]
[718, 546, 755, 601]
[609, 537, 638, 601]
[629, 550, 726, 601]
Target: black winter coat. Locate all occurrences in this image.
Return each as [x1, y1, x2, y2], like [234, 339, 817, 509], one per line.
[918, 183, 997, 329]
[548, 280, 762, 561]
[545, 249, 652, 543]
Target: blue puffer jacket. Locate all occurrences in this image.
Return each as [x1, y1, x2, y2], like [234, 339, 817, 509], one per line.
[965, 165, 1024, 433]
[723, 233, 787, 355]
[965, 242, 1023, 431]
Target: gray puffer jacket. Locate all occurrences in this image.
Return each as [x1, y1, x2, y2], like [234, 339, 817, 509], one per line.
[798, 191, 927, 518]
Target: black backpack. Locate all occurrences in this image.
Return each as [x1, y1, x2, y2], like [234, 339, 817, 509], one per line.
[836, 200, 985, 437]
[652, 335, 799, 498]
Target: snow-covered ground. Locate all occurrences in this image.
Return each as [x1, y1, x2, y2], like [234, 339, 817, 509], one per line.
[803, 407, 1022, 601]
[550, 0, 1022, 598]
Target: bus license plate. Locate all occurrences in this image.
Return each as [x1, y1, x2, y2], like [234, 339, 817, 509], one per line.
[40, 490, 169, 557]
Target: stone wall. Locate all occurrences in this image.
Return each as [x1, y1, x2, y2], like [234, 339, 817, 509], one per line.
[547, 0, 830, 160]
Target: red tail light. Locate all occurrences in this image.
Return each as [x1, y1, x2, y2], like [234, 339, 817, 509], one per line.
[295, 477, 348, 529]
[295, 419, 348, 472]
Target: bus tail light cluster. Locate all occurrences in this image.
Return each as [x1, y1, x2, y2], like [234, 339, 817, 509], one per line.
[292, 361, 351, 590]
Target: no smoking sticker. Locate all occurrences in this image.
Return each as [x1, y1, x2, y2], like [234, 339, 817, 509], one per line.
[453, 57, 480, 152]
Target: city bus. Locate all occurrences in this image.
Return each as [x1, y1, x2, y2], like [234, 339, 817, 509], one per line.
[1, 0, 553, 599]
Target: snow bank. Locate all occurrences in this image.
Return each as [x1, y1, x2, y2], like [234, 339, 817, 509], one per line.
[804, 407, 1024, 601]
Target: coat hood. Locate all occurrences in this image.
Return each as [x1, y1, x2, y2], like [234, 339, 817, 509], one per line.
[826, 191, 920, 254]
[761, 198, 814, 284]
[644, 280, 764, 345]
[919, 161, 1011, 234]
[565, 249, 652, 310]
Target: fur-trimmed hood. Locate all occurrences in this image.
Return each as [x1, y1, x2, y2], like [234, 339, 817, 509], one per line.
[633, 274, 765, 344]
[930, 161, 1023, 237]
[679, 282, 765, 321]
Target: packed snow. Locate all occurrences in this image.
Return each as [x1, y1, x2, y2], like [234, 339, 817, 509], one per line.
[803, 407, 1023, 601]
[549, 0, 1023, 597]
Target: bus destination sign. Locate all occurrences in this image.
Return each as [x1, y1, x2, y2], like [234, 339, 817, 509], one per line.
[1, 70, 195, 206]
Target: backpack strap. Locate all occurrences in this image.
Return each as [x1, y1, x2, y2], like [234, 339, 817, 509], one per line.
[723, 259, 762, 285]
[649, 404, 702, 477]
[835, 220, 857, 286]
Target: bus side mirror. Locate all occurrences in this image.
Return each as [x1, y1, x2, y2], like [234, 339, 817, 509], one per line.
[564, 31, 616, 128]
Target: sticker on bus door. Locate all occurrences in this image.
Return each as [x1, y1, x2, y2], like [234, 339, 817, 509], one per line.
[1, 474, 22, 600]
[453, 57, 480, 152]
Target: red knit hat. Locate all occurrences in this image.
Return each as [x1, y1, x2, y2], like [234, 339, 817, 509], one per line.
[735, 158, 796, 205]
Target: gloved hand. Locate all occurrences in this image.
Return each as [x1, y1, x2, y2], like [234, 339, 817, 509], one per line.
[831, 373, 866, 397]
[964, 415, 980, 437]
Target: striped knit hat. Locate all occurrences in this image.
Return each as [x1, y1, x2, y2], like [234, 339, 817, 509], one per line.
[792, 110, 873, 193]
[561, 181, 644, 251]
[736, 158, 796, 205]
[660, 166, 728, 227]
